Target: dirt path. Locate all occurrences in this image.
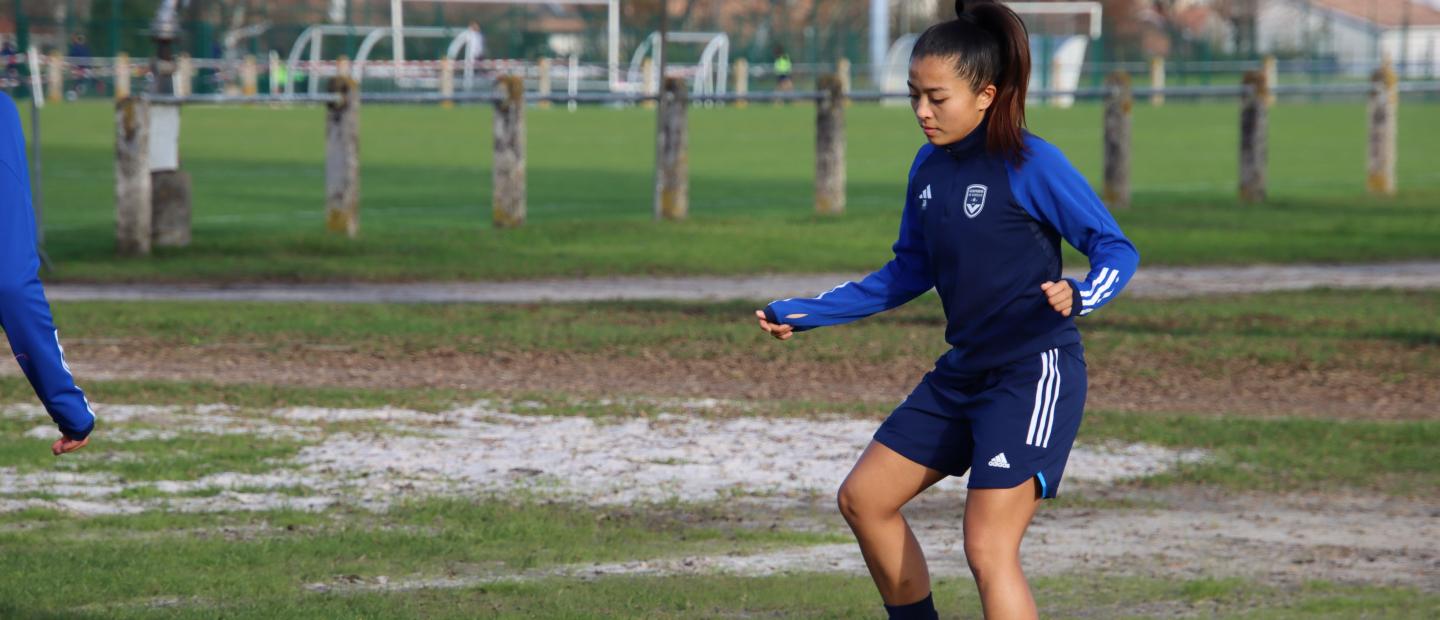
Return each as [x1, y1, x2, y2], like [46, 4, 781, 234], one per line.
[44, 262, 1440, 304]
[5, 401, 1432, 594]
[26, 343, 1437, 420]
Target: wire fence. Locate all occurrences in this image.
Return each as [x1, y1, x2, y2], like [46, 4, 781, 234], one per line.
[9, 52, 1440, 105]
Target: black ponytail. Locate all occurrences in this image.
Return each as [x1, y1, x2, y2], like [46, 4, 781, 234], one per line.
[913, 0, 1032, 164]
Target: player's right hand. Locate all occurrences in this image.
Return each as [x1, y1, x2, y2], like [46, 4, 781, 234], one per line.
[52, 435, 89, 456]
[755, 310, 795, 341]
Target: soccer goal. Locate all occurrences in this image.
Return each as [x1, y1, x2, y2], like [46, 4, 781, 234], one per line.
[878, 1, 1102, 108]
[389, 0, 621, 90]
[1010, 1, 1103, 108]
[626, 31, 731, 97]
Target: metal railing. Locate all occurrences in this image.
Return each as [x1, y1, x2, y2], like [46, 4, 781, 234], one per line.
[133, 80, 1440, 108]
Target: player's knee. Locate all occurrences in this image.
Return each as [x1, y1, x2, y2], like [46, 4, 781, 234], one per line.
[835, 482, 861, 522]
[963, 534, 1020, 575]
[836, 480, 891, 524]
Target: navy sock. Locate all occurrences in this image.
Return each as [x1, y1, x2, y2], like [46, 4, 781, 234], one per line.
[884, 592, 938, 620]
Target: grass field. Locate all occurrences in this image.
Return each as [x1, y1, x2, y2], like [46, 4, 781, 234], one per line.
[0, 287, 1436, 616]
[21, 99, 1440, 282]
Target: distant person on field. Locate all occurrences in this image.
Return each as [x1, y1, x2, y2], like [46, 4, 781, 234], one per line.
[67, 34, 95, 96]
[757, 2, 1138, 618]
[66, 33, 91, 59]
[466, 20, 487, 81]
[772, 44, 793, 92]
[467, 20, 487, 61]
[1, 39, 17, 86]
[0, 92, 95, 456]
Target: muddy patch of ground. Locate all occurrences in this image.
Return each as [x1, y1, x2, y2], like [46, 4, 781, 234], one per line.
[4, 400, 1434, 595]
[26, 342, 1440, 420]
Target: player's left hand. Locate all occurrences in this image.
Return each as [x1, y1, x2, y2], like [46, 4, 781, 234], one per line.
[1040, 280, 1073, 317]
[52, 435, 89, 456]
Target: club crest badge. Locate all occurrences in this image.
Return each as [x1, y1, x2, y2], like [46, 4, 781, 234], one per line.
[963, 184, 987, 218]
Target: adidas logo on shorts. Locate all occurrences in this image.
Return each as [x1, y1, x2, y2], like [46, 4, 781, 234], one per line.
[988, 453, 1011, 469]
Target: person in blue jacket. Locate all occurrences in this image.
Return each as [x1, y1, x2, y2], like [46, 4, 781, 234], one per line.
[756, 2, 1138, 618]
[0, 92, 94, 456]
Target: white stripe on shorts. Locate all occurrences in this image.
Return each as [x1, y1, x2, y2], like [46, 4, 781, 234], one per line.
[1025, 350, 1051, 446]
[1026, 349, 1060, 447]
[1042, 350, 1061, 448]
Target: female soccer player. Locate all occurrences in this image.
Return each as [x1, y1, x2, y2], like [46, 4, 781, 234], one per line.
[756, 2, 1138, 618]
[0, 92, 94, 456]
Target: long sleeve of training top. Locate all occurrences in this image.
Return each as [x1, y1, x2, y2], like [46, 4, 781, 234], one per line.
[763, 145, 936, 330]
[1009, 136, 1140, 317]
[0, 93, 95, 440]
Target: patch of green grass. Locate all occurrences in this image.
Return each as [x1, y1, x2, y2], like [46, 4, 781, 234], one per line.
[69, 433, 306, 483]
[0, 375, 886, 423]
[0, 419, 307, 481]
[1083, 411, 1439, 496]
[1244, 581, 1440, 619]
[37, 289, 1440, 374]
[11, 572, 1432, 619]
[0, 497, 841, 618]
[0, 378, 479, 413]
[21, 101, 1440, 283]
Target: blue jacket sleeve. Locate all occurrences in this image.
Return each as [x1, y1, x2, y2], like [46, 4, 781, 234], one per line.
[764, 145, 935, 330]
[1009, 137, 1140, 317]
[0, 93, 95, 440]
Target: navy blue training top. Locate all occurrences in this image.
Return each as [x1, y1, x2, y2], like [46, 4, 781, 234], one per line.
[764, 121, 1139, 374]
[0, 93, 95, 439]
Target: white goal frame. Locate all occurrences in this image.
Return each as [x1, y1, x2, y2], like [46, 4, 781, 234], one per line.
[391, 0, 621, 90]
[880, 2, 1103, 108]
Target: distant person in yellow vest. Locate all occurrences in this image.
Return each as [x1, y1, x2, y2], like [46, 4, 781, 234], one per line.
[773, 45, 793, 93]
[270, 61, 288, 95]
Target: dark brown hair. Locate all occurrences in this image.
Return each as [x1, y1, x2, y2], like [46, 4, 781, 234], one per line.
[911, 0, 1032, 164]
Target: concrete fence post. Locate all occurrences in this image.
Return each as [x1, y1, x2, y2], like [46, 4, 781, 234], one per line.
[149, 102, 191, 248]
[654, 77, 689, 221]
[325, 77, 361, 236]
[439, 56, 455, 108]
[641, 58, 658, 110]
[1149, 57, 1165, 107]
[1367, 63, 1399, 196]
[733, 58, 749, 108]
[175, 53, 194, 97]
[537, 57, 553, 109]
[1239, 70, 1269, 204]
[241, 54, 259, 96]
[1262, 55, 1278, 106]
[492, 75, 527, 228]
[114, 53, 131, 99]
[268, 52, 281, 95]
[1103, 71, 1132, 210]
[815, 74, 846, 216]
[336, 55, 353, 84]
[115, 97, 151, 256]
[46, 51, 62, 103]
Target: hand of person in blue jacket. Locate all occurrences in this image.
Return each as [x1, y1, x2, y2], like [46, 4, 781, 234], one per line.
[754, 310, 794, 341]
[1040, 280, 1074, 317]
[52, 435, 89, 456]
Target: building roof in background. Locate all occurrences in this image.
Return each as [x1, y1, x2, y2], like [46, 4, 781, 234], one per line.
[1309, 0, 1440, 28]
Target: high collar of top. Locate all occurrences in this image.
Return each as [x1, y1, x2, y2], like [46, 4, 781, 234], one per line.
[941, 116, 989, 159]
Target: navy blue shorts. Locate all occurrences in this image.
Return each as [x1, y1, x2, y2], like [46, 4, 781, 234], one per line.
[874, 344, 1086, 499]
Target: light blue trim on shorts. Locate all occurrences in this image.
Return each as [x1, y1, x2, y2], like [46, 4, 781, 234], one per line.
[1036, 471, 1049, 498]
